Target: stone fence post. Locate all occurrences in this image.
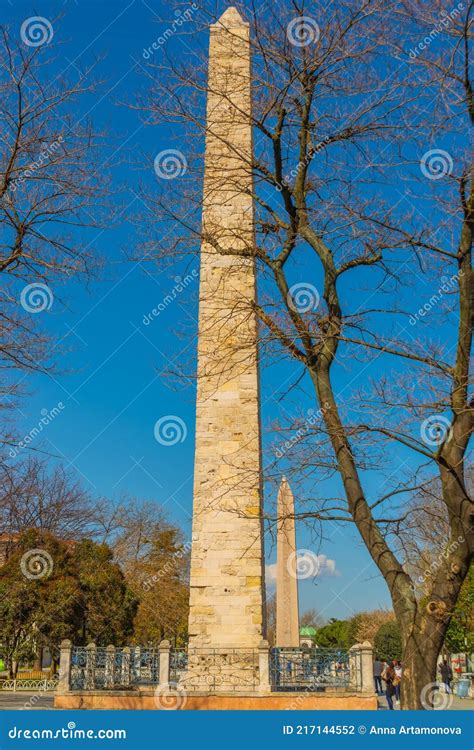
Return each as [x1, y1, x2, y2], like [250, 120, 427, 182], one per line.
[57, 639, 72, 692]
[159, 640, 171, 689]
[359, 640, 374, 693]
[258, 640, 271, 692]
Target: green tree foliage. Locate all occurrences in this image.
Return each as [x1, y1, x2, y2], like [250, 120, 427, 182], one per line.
[314, 619, 350, 649]
[0, 530, 136, 674]
[71, 540, 137, 646]
[445, 562, 474, 653]
[374, 620, 402, 661]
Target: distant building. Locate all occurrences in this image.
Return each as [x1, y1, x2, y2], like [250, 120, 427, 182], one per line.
[300, 626, 317, 648]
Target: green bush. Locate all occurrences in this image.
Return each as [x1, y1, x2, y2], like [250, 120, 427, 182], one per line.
[374, 620, 402, 661]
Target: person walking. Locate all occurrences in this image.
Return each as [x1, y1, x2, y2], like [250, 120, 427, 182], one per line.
[439, 659, 453, 694]
[394, 660, 402, 704]
[382, 661, 396, 710]
[373, 657, 383, 695]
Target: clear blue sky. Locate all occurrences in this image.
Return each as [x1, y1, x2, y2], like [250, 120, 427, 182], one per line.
[5, 0, 443, 621]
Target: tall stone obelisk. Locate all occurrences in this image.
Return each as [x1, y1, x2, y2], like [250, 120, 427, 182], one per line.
[276, 477, 300, 647]
[187, 7, 265, 664]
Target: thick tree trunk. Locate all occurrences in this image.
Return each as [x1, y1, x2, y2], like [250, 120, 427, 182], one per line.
[401, 637, 438, 709]
[34, 646, 43, 671]
[400, 618, 445, 709]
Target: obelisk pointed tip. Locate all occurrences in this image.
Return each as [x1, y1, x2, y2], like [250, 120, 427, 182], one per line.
[217, 6, 246, 26]
[278, 476, 293, 501]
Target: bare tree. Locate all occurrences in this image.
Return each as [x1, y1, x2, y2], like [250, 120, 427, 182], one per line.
[136, 0, 472, 708]
[0, 25, 109, 428]
[0, 458, 104, 540]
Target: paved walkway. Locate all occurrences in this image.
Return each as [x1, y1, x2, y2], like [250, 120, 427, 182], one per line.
[377, 694, 473, 710]
[0, 692, 55, 710]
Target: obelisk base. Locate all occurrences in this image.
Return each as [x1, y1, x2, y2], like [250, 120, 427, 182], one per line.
[179, 647, 260, 692]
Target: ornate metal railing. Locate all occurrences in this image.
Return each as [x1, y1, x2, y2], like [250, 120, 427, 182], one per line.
[70, 646, 159, 690]
[170, 649, 187, 685]
[270, 648, 359, 691]
[0, 677, 58, 692]
[61, 641, 370, 693]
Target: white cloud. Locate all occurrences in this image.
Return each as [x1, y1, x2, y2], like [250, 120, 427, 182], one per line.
[265, 551, 339, 585]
